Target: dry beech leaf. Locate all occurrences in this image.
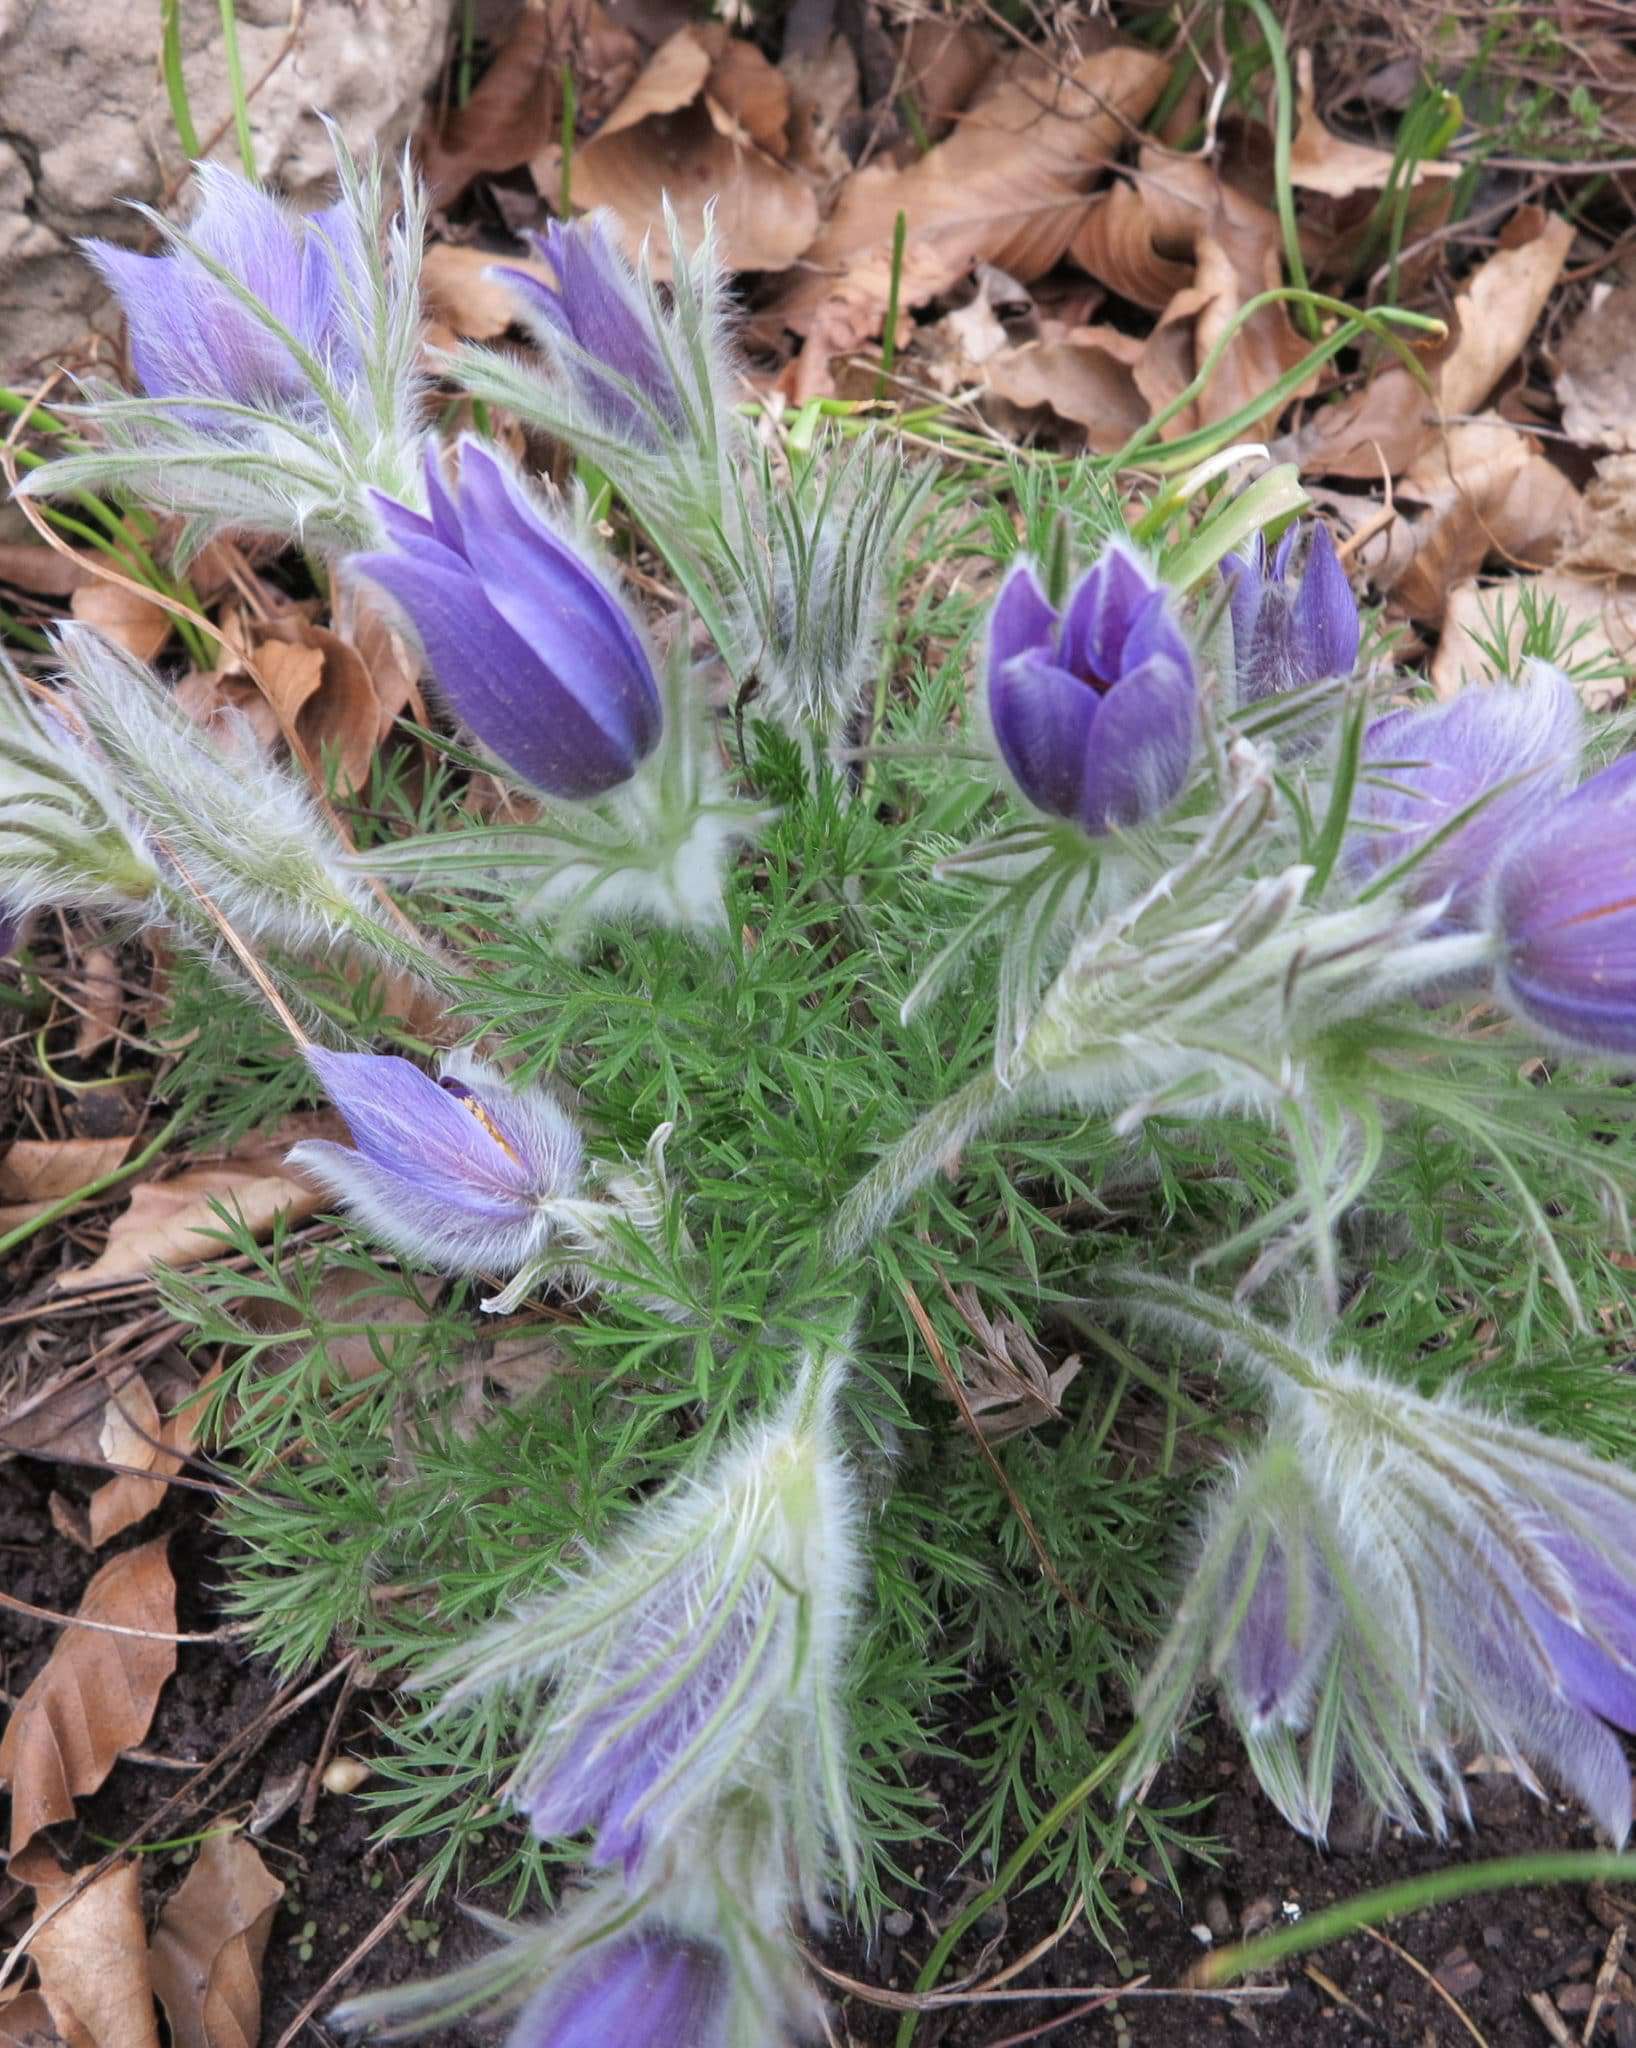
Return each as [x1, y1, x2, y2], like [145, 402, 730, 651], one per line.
[982, 323, 1149, 450]
[255, 617, 392, 794]
[68, 582, 171, 665]
[1554, 282, 1636, 455]
[1285, 211, 1574, 479]
[0, 543, 95, 598]
[69, 947, 123, 1060]
[780, 36, 859, 185]
[776, 45, 1168, 394]
[1287, 49, 1457, 199]
[0, 1538, 177, 1858]
[55, 1112, 340, 1294]
[576, 25, 818, 276]
[1431, 573, 1636, 707]
[0, 1135, 134, 1231]
[172, 670, 283, 754]
[1360, 416, 1582, 625]
[0, 1314, 158, 1461]
[87, 1365, 214, 1548]
[1069, 178, 1193, 312]
[149, 1831, 284, 2048]
[347, 600, 425, 744]
[1562, 453, 1636, 580]
[236, 1263, 436, 1386]
[421, 242, 556, 342]
[20, 1855, 159, 2048]
[420, 0, 640, 204]
[0, 1988, 59, 2047]
[898, 18, 995, 138]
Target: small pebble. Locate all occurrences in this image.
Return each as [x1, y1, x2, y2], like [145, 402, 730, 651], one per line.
[883, 1909, 912, 1938]
[322, 1757, 371, 1795]
[1203, 1891, 1232, 1940]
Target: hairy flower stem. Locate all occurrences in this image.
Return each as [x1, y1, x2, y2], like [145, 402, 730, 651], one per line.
[823, 1069, 1009, 1262]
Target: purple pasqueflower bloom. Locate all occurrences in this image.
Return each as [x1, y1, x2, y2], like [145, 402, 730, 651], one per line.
[1490, 752, 1636, 1053]
[1220, 521, 1359, 705]
[83, 163, 367, 429]
[352, 439, 663, 802]
[985, 543, 1196, 838]
[288, 1047, 583, 1276]
[507, 1933, 728, 2048]
[1219, 1524, 1340, 1736]
[493, 216, 682, 444]
[1346, 663, 1583, 925]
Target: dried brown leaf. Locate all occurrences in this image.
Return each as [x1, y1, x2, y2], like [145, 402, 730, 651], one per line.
[1562, 453, 1636, 580]
[899, 19, 995, 138]
[149, 1831, 284, 2048]
[87, 1366, 213, 1548]
[576, 27, 818, 275]
[346, 600, 425, 745]
[982, 323, 1148, 449]
[1287, 49, 1458, 199]
[255, 618, 390, 794]
[21, 1855, 158, 2048]
[55, 1113, 338, 1294]
[774, 45, 1169, 392]
[0, 1988, 60, 2047]
[0, 1539, 177, 1858]
[1285, 211, 1574, 479]
[0, 1137, 134, 1230]
[1554, 283, 1636, 455]
[68, 583, 171, 666]
[68, 948, 123, 1060]
[1068, 178, 1192, 312]
[0, 544, 94, 599]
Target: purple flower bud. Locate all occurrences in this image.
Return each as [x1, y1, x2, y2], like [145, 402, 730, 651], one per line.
[288, 1047, 583, 1276]
[83, 165, 368, 430]
[1347, 664, 1582, 924]
[1221, 1526, 1339, 1734]
[493, 217, 683, 444]
[1491, 753, 1636, 1053]
[1219, 521, 1359, 705]
[508, 1934, 728, 2048]
[353, 440, 663, 801]
[985, 544, 1196, 837]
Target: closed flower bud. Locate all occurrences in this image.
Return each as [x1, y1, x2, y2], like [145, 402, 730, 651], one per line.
[1347, 663, 1582, 923]
[493, 217, 683, 445]
[353, 440, 663, 801]
[1121, 1278, 1636, 1845]
[422, 1350, 861, 1920]
[985, 544, 1196, 838]
[290, 1048, 584, 1277]
[506, 1933, 728, 2048]
[1220, 521, 1359, 706]
[84, 164, 369, 435]
[1490, 753, 1636, 1054]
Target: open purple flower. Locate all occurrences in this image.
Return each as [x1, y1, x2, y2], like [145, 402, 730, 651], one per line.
[352, 440, 663, 802]
[493, 217, 682, 444]
[507, 1933, 728, 2048]
[289, 1047, 583, 1276]
[1220, 521, 1359, 705]
[985, 544, 1196, 838]
[84, 164, 368, 430]
[1347, 663, 1583, 924]
[1491, 753, 1636, 1053]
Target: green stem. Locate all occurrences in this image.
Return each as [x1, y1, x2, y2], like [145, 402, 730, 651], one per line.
[161, 0, 202, 158]
[894, 1729, 1142, 2048]
[218, 0, 258, 178]
[1204, 1851, 1636, 1985]
[0, 1106, 189, 1260]
[1238, 0, 1317, 339]
[822, 1068, 1007, 1264]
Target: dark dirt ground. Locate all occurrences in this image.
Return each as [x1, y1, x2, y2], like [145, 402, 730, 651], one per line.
[4, 1452, 1633, 2048]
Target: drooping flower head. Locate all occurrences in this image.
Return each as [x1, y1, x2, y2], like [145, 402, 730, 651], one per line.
[421, 1348, 861, 1922]
[493, 216, 684, 445]
[985, 543, 1196, 838]
[507, 1933, 728, 2048]
[1219, 520, 1359, 706]
[352, 439, 663, 802]
[1490, 752, 1636, 1054]
[1346, 662, 1583, 925]
[289, 1048, 584, 1278]
[1120, 1278, 1636, 1845]
[83, 163, 370, 434]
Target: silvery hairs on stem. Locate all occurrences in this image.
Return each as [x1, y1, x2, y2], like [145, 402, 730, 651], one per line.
[1112, 1271, 1636, 1847]
[50, 624, 443, 988]
[456, 205, 928, 750]
[415, 1345, 863, 1926]
[21, 131, 429, 561]
[0, 648, 161, 926]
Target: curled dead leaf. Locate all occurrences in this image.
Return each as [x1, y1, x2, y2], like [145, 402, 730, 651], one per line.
[68, 582, 171, 666]
[1562, 453, 1636, 580]
[54, 1111, 340, 1294]
[775, 44, 1169, 394]
[0, 1987, 59, 2047]
[1555, 284, 1636, 456]
[68, 948, 123, 1061]
[22, 1855, 159, 2048]
[0, 1136, 134, 1231]
[256, 617, 393, 795]
[982, 323, 1149, 450]
[149, 1830, 284, 2048]
[576, 25, 819, 275]
[1287, 50, 1458, 200]
[421, 241, 557, 344]
[0, 1538, 177, 1858]
[87, 1363, 215, 1548]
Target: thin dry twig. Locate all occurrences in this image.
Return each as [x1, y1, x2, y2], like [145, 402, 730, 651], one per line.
[0, 1583, 241, 1644]
[270, 1866, 433, 2048]
[1363, 1926, 1491, 2048]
